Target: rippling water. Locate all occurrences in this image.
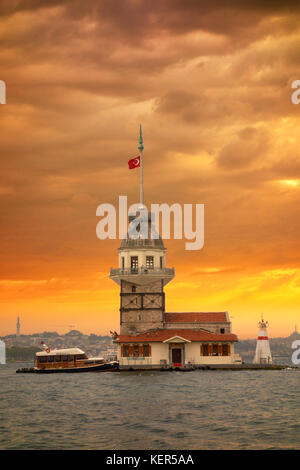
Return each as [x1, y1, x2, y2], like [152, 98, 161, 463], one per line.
[0, 363, 299, 449]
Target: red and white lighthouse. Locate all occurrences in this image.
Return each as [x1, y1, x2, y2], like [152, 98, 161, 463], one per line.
[253, 317, 272, 364]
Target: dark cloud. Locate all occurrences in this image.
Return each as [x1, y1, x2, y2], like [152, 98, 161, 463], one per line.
[217, 127, 270, 170]
[0, 0, 63, 17]
[62, 0, 300, 42]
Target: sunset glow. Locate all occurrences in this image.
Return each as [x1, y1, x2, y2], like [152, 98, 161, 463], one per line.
[1, 1, 300, 339]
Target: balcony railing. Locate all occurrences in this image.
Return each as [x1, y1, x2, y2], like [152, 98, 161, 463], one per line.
[110, 267, 175, 277]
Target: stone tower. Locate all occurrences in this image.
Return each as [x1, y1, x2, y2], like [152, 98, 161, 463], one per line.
[110, 126, 174, 335]
[110, 211, 174, 334]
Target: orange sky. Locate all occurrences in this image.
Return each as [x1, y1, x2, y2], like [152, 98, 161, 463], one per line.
[0, 0, 300, 338]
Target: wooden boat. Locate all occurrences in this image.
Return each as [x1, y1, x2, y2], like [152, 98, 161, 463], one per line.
[33, 344, 119, 373]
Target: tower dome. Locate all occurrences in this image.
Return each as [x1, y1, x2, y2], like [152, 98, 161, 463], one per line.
[120, 212, 165, 250]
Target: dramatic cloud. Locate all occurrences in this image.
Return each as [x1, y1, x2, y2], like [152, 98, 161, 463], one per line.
[0, 0, 300, 337]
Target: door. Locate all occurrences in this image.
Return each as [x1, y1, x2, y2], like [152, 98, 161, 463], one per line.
[172, 348, 182, 365]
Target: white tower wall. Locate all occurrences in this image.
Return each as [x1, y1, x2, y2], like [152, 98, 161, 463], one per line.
[253, 319, 272, 364]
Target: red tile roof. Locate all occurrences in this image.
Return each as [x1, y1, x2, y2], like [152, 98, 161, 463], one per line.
[165, 312, 228, 323]
[117, 328, 237, 343]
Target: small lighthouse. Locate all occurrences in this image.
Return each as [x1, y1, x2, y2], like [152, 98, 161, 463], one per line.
[253, 317, 272, 364]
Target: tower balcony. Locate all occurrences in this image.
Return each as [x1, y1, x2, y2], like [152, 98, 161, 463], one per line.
[110, 266, 175, 286]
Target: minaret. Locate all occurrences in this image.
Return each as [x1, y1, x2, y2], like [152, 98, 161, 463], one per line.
[110, 127, 175, 335]
[253, 316, 272, 364]
[16, 316, 20, 337]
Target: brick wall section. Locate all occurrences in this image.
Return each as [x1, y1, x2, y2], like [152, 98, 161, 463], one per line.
[121, 280, 162, 293]
[120, 280, 165, 335]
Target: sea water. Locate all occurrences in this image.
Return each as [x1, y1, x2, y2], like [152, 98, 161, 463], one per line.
[0, 363, 299, 449]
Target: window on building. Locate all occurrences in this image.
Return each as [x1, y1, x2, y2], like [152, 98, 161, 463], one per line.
[121, 257, 125, 269]
[213, 344, 218, 356]
[202, 344, 209, 356]
[131, 256, 138, 271]
[132, 285, 136, 293]
[160, 256, 163, 269]
[143, 344, 150, 357]
[123, 345, 129, 357]
[220, 328, 225, 334]
[222, 344, 229, 356]
[133, 345, 139, 357]
[146, 256, 154, 269]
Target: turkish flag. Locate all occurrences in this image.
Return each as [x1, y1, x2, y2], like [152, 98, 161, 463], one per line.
[128, 155, 140, 169]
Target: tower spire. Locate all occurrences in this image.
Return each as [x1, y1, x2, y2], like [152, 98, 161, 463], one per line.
[138, 123, 144, 151]
[138, 124, 144, 205]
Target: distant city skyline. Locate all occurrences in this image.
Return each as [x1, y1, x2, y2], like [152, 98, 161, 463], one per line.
[1, 318, 299, 341]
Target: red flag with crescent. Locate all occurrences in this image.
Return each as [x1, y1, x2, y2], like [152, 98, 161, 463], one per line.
[128, 155, 140, 169]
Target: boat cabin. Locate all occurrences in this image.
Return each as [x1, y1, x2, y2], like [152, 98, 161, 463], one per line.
[35, 348, 88, 369]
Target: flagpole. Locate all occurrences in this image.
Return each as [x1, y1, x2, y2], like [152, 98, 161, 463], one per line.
[138, 123, 144, 205]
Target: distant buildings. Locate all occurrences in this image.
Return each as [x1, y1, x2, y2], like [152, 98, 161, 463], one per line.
[1, 330, 117, 360]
